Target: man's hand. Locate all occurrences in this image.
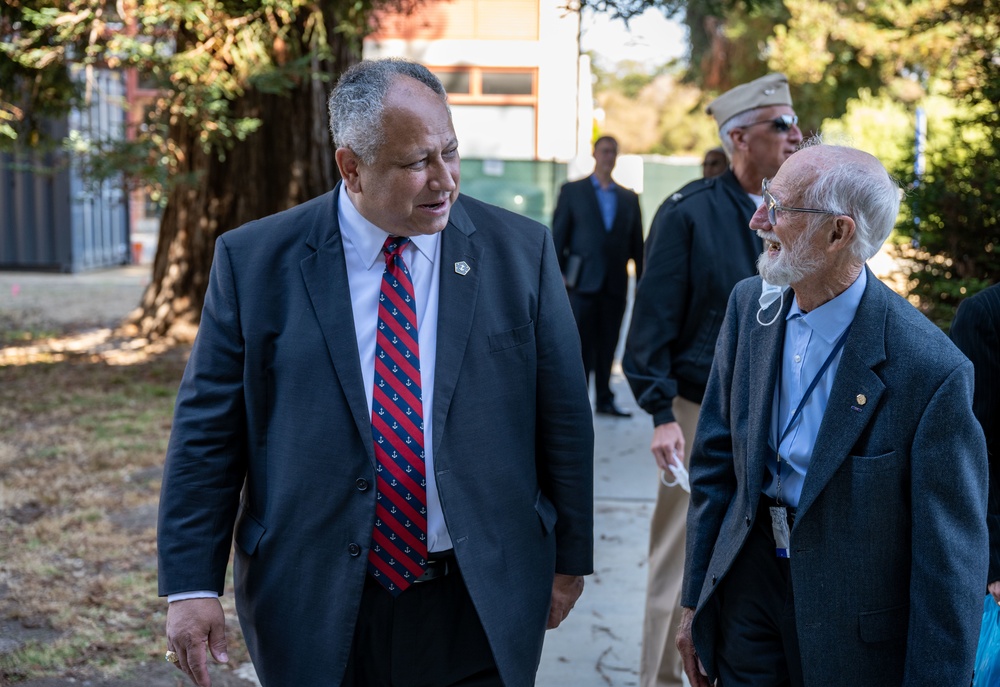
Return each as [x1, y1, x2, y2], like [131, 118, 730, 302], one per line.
[547, 574, 584, 629]
[989, 580, 1000, 605]
[676, 606, 713, 687]
[166, 598, 229, 687]
[651, 422, 685, 472]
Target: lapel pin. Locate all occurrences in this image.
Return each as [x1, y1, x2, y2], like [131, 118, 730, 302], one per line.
[454, 261, 471, 276]
[856, 394, 867, 406]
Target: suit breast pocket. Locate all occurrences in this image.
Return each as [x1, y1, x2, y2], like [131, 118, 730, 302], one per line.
[850, 450, 900, 474]
[489, 322, 535, 353]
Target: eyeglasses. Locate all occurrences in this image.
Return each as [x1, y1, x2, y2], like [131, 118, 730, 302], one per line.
[743, 114, 799, 133]
[761, 177, 842, 226]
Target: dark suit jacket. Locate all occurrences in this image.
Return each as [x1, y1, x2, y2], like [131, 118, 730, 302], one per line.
[951, 282, 1000, 584]
[551, 175, 644, 297]
[684, 270, 988, 686]
[157, 186, 595, 687]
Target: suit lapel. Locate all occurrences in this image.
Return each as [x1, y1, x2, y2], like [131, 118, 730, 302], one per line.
[431, 198, 483, 458]
[299, 185, 376, 465]
[746, 287, 794, 502]
[582, 178, 604, 225]
[796, 269, 888, 520]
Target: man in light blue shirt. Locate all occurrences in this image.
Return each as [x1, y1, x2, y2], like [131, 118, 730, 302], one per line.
[677, 138, 988, 687]
[552, 135, 644, 418]
[763, 268, 865, 509]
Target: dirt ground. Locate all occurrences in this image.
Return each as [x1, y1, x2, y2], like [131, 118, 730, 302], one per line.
[0, 267, 258, 686]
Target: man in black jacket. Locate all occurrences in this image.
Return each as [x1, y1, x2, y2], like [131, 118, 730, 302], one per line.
[553, 135, 644, 417]
[623, 73, 802, 687]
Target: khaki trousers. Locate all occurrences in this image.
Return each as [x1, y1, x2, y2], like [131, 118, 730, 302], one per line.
[639, 396, 701, 687]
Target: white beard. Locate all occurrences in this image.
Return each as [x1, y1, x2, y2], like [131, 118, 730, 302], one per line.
[756, 237, 822, 286]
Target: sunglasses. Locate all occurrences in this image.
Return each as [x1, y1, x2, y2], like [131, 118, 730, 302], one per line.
[744, 114, 799, 133]
[761, 178, 843, 226]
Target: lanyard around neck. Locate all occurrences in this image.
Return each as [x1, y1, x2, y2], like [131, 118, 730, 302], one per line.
[775, 322, 852, 463]
[773, 322, 851, 506]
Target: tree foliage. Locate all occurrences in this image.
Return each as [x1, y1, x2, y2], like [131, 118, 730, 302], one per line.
[897, 1, 1000, 325]
[591, 60, 719, 156]
[1, 0, 413, 339]
[588, 0, 998, 325]
[2, 0, 390, 186]
[5, 0, 998, 332]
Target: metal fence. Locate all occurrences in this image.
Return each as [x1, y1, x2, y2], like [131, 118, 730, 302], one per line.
[1, 68, 129, 273]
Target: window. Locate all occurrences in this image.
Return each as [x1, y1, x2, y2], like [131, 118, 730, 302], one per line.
[433, 71, 471, 95]
[481, 71, 533, 96]
[432, 67, 536, 106]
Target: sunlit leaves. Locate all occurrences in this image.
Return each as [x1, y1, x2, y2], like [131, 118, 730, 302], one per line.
[1, 0, 383, 199]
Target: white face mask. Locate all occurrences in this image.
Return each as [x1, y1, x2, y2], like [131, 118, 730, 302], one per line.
[757, 279, 788, 326]
[659, 451, 690, 493]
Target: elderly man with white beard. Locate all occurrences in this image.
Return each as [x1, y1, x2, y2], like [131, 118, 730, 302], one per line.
[676, 138, 989, 687]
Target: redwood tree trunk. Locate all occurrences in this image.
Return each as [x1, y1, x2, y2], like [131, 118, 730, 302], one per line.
[129, 37, 356, 340]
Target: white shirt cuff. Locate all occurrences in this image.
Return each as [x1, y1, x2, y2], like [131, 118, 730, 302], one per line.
[167, 590, 219, 603]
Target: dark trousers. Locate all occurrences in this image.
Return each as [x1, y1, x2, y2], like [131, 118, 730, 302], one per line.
[343, 561, 502, 687]
[714, 500, 804, 687]
[568, 288, 627, 405]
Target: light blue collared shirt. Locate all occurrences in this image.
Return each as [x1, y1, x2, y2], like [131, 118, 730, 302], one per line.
[763, 269, 868, 508]
[590, 175, 618, 232]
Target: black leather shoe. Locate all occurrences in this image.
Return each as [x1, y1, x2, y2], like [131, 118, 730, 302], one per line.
[595, 402, 632, 418]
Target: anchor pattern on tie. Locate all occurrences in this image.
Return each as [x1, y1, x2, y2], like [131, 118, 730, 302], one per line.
[368, 236, 427, 595]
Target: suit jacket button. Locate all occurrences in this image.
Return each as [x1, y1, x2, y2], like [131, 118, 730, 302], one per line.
[356, 478, 369, 491]
[348, 543, 361, 556]
[746, 515, 751, 526]
[711, 575, 717, 585]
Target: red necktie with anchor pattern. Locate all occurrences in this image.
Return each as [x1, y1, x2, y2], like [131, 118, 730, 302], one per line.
[368, 236, 428, 595]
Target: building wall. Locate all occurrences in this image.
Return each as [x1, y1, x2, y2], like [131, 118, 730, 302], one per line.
[364, 0, 584, 162]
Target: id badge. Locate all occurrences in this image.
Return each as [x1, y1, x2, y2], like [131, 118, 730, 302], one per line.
[769, 506, 791, 559]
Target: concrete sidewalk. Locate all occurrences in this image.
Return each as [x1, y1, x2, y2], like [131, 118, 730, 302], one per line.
[537, 373, 658, 687]
[0, 265, 664, 687]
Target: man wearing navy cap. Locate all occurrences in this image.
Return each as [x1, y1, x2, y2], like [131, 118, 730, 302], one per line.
[623, 73, 803, 687]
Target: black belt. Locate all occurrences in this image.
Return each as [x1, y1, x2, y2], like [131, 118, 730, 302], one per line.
[415, 550, 455, 583]
[759, 493, 796, 527]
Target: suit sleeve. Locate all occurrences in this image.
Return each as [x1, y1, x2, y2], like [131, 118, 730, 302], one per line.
[680, 286, 740, 607]
[629, 192, 644, 281]
[950, 294, 1000, 584]
[534, 227, 595, 575]
[622, 201, 693, 426]
[904, 359, 988, 683]
[551, 183, 573, 271]
[157, 237, 248, 595]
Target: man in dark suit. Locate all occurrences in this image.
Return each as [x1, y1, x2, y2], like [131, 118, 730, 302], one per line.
[157, 58, 594, 687]
[552, 135, 644, 417]
[623, 73, 802, 687]
[678, 140, 988, 686]
[951, 282, 1000, 605]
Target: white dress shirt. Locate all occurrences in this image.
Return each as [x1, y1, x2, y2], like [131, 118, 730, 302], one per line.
[337, 183, 453, 554]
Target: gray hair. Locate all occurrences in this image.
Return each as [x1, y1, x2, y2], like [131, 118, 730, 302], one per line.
[328, 58, 448, 165]
[798, 136, 902, 262]
[717, 109, 759, 159]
